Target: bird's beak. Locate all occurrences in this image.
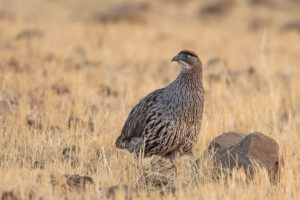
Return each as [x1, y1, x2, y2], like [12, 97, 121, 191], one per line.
[171, 54, 180, 62]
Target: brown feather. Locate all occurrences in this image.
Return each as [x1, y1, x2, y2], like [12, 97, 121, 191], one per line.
[115, 50, 204, 164]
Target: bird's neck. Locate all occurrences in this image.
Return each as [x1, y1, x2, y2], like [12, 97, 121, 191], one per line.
[164, 64, 204, 123]
[179, 65, 203, 85]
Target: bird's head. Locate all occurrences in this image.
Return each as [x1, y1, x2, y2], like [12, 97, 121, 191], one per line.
[171, 50, 202, 72]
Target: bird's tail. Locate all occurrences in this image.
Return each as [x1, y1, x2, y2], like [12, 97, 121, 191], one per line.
[115, 136, 126, 149]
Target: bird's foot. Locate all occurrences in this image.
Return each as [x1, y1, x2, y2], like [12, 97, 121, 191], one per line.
[173, 163, 179, 173]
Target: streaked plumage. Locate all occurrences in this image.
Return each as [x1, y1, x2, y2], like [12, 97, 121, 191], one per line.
[116, 50, 204, 164]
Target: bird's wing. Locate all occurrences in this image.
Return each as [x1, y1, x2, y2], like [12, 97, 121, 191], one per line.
[115, 88, 164, 148]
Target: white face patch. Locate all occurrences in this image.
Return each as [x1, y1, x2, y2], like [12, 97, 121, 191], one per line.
[179, 61, 192, 71]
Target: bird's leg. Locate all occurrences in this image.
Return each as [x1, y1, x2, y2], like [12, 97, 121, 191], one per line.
[170, 151, 180, 173]
[173, 163, 179, 172]
[134, 145, 145, 167]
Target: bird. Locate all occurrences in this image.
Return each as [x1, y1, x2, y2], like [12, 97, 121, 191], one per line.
[115, 50, 204, 169]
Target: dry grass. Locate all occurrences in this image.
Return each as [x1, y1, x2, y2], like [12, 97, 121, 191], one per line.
[0, 0, 300, 199]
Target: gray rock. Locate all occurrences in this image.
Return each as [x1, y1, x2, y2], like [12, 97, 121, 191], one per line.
[105, 185, 139, 200]
[65, 174, 94, 192]
[1, 191, 19, 200]
[62, 145, 80, 168]
[212, 132, 280, 181]
[33, 160, 45, 169]
[92, 3, 150, 24]
[207, 132, 246, 154]
[280, 21, 300, 33]
[15, 29, 43, 40]
[0, 100, 12, 118]
[26, 117, 43, 130]
[200, 0, 236, 16]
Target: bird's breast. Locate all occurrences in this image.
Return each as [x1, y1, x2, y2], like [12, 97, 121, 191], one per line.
[161, 86, 203, 124]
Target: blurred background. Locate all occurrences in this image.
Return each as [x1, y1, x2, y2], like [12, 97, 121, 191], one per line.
[0, 0, 299, 134]
[0, 0, 300, 199]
